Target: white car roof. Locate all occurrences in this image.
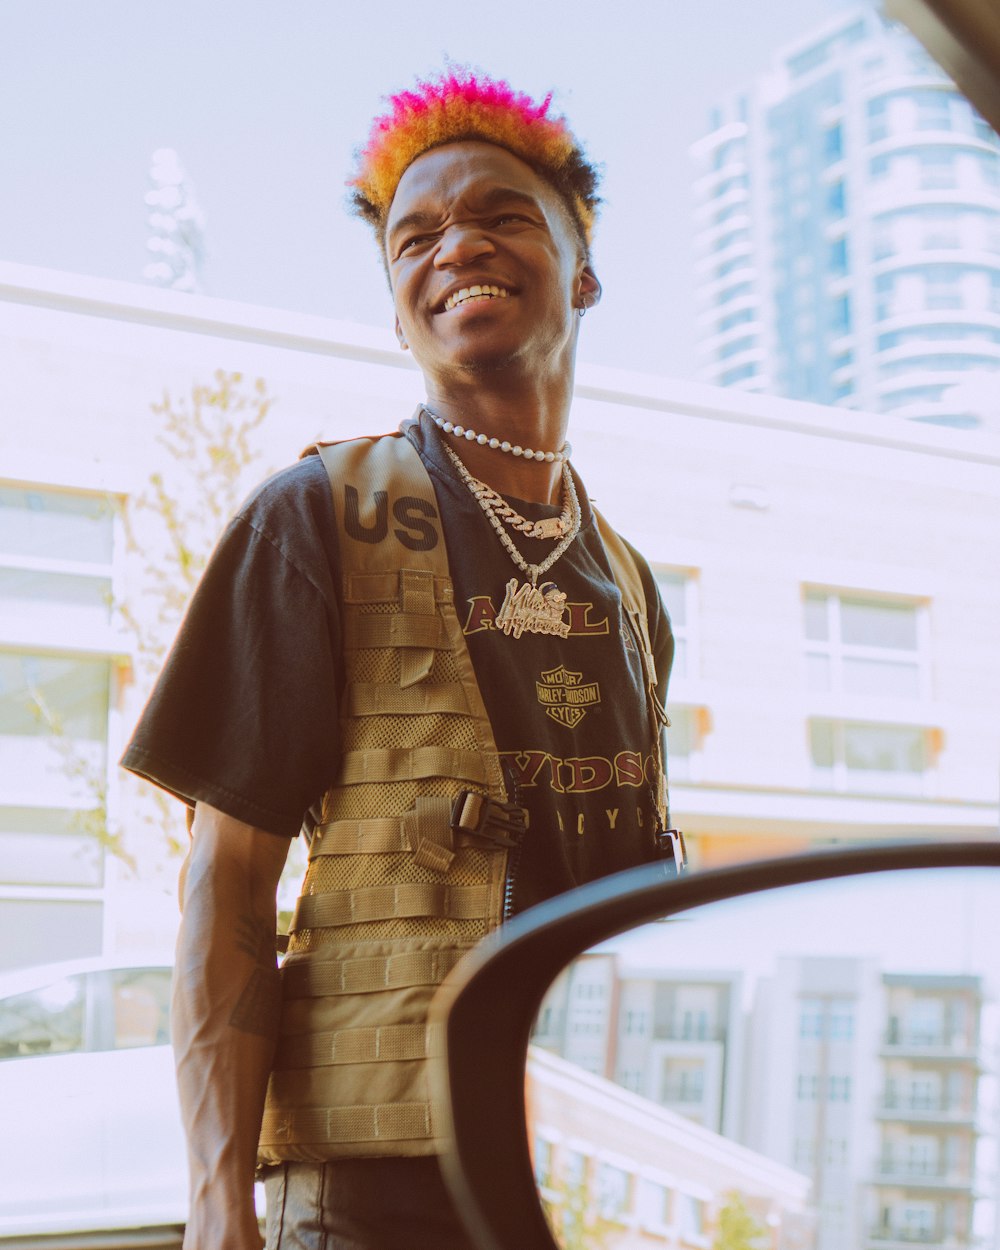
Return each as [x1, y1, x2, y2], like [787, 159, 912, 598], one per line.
[0, 954, 174, 1000]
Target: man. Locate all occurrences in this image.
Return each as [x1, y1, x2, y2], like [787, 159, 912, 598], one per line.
[123, 69, 677, 1250]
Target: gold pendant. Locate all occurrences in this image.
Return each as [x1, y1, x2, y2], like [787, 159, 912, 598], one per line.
[496, 578, 571, 639]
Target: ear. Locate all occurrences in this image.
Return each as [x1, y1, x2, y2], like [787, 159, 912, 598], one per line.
[577, 264, 602, 311]
[394, 313, 409, 351]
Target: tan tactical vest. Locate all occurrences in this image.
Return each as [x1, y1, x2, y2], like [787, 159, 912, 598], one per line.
[257, 429, 667, 1164]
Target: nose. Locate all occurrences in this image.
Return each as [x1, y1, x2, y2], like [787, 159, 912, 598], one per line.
[433, 222, 496, 268]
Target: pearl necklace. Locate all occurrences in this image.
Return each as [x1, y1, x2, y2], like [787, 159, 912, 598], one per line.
[441, 441, 582, 641]
[423, 405, 571, 464]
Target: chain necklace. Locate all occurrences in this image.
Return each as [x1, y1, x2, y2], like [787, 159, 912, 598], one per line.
[440, 440, 582, 640]
[470, 476, 573, 539]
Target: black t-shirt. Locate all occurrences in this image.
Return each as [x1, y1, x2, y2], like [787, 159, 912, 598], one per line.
[122, 414, 673, 914]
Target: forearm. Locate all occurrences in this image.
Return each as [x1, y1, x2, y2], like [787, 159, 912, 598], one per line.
[172, 805, 288, 1246]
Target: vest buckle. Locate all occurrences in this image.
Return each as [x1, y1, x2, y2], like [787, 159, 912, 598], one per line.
[655, 827, 687, 875]
[451, 791, 528, 849]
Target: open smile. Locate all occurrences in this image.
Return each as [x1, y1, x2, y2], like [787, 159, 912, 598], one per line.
[443, 284, 511, 312]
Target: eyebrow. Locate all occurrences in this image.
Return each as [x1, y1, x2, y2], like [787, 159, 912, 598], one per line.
[387, 187, 544, 248]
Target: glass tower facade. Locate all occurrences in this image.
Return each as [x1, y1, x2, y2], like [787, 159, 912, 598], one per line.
[693, 10, 1000, 429]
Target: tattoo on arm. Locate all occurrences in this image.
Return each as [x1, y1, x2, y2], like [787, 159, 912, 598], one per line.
[229, 911, 280, 1037]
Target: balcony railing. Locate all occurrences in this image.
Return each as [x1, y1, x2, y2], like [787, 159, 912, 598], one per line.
[878, 1096, 977, 1123]
[873, 1161, 974, 1189]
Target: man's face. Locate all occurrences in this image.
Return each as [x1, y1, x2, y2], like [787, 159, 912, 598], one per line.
[384, 140, 599, 384]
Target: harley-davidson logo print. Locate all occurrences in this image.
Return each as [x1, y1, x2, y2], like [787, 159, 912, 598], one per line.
[536, 666, 601, 729]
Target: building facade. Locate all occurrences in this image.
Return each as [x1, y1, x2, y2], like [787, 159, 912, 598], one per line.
[533, 950, 998, 1249]
[0, 259, 998, 970]
[693, 9, 1000, 429]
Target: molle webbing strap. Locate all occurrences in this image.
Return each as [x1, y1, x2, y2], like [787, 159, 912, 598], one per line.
[344, 571, 453, 605]
[261, 1102, 432, 1147]
[311, 795, 456, 871]
[293, 883, 491, 931]
[280, 948, 466, 998]
[345, 681, 468, 716]
[342, 611, 448, 651]
[336, 746, 487, 786]
[274, 1022, 429, 1070]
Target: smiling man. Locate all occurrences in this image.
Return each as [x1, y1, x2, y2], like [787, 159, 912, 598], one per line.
[123, 70, 678, 1250]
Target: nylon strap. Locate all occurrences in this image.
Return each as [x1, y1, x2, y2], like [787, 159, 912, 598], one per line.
[345, 681, 468, 716]
[337, 747, 487, 786]
[280, 948, 466, 998]
[292, 883, 491, 931]
[312, 796, 454, 859]
[274, 1022, 429, 1070]
[260, 1102, 432, 1146]
[342, 612, 447, 650]
[344, 571, 453, 606]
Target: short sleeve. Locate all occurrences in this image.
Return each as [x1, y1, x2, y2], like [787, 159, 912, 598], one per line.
[121, 457, 343, 837]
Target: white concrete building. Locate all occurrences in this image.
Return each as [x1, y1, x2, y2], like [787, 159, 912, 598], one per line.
[693, 9, 1000, 429]
[0, 259, 998, 969]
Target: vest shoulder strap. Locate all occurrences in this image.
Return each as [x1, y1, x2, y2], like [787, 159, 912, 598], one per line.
[314, 431, 447, 579]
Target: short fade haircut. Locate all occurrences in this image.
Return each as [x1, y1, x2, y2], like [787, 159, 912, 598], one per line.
[349, 68, 601, 255]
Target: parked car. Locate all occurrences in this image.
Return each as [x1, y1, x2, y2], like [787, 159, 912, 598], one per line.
[430, 841, 1000, 1249]
[0, 955, 186, 1237]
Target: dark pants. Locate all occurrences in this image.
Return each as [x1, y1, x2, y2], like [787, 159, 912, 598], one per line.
[263, 1157, 478, 1250]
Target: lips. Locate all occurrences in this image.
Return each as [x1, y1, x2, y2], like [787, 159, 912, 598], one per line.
[442, 284, 511, 312]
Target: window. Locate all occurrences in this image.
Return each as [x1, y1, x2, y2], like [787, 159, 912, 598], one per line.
[804, 590, 926, 699]
[676, 1193, 705, 1239]
[823, 123, 844, 164]
[655, 570, 696, 681]
[597, 1163, 633, 1220]
[867, 95, 889, 142]
[662, 1058, 705, 1103]
[718, 334, 756, 361]
[718, 280, 754, 305]
[828, 237, 848, 276]
[624, 1009, 647, 1036]
[830, 294, 851, 334]
[810, 719, 929, 794]
[826, 180, 846, 218]
[798, 1073, 821, 1100]
[915, 89, 953, 131]
[829, 1000, 854, 1040]
[637, 1178, 671, 1229]
[828, 1075, 851, 1102]
[533, 1136, 554, 1188]
[0, 487, 118, 963]
[717, 307, 755, 333]
[925, 265, 964, 310]
[0, 974, 86, 1059]
[800, 1000, 824, 1038]
[919, 149, 956, 190]
[109, 968, 171, 1050]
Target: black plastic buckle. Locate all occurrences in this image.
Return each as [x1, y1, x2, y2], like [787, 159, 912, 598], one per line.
[655, 827, 687, 875]
[451, 791, 528, 849]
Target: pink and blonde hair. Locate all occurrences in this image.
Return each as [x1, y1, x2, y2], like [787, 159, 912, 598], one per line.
[349, 68, 600, 251]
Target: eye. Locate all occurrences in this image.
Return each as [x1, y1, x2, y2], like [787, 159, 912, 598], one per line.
[399, 234, 432, 255]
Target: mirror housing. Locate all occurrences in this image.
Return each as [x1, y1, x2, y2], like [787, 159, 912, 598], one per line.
[430, 841, 1000, 1250]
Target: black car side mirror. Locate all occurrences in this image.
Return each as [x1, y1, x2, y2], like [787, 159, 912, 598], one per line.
[430, 842, 1000, 1250]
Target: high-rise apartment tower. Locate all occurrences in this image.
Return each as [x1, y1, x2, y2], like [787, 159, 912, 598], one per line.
[692, 10, 1000, 429]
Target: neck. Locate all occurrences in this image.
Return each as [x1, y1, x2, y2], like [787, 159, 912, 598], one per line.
[423, 373, 572, 505]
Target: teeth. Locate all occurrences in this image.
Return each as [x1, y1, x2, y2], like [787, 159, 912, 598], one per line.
[444, 285, 509, 312]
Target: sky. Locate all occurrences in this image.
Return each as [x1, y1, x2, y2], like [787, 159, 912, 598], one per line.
[1, 0, 861, 378]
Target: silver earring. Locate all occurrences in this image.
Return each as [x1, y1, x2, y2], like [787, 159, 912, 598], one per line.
[578, 307, 586, 319]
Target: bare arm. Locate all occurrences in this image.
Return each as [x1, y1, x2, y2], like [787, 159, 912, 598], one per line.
[172, 802, 292, 1249]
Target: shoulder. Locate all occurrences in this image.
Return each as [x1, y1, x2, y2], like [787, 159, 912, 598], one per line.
[229, 454, 338, 591]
